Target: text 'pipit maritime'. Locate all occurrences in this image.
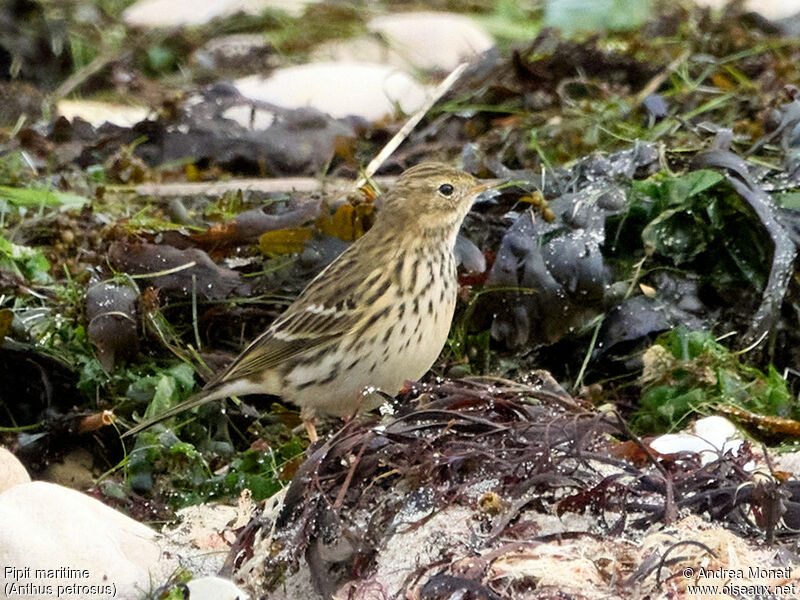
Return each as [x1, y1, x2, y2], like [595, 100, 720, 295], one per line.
[124, 163, 491, 441]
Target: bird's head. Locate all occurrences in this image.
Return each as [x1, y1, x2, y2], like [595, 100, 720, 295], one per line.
[375, 162, 490, 235]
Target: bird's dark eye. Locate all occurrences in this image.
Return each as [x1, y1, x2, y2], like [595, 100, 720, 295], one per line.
[438, 183, 454, 196]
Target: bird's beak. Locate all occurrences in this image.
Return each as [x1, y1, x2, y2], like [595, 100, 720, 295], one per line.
[470, 181, 493, 196]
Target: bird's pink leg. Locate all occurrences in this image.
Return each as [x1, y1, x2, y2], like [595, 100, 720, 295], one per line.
[300, 406, 318, 443]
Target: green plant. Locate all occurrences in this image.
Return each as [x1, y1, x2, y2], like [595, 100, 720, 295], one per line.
[632, 327, 794, 433]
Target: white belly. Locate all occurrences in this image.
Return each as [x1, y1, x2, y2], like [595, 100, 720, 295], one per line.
[283, 253, 457, 417]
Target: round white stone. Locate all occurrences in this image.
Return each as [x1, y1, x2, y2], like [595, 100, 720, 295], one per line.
[368, 12, 495, 71]
[234, 62, 430, 121]
[0, 482, 167, 599]
[0, 447, 30, 494]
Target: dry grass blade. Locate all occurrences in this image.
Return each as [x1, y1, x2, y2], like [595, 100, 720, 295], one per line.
[357, 62, 469, 188]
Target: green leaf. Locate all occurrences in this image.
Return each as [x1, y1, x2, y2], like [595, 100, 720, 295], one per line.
[662, 327, 720, 360]
[167, 363, 198, 393]
[774, 191, 800, 210]
[128, 363, 197, 425]
[631, 170, 724, 215]
[634, 385, 706, 432]
[749, 365, 793, 419]
[0, 186, 89, 211]
[0, 235, 52, 283]
[147, 375, 180, 418]
[635, 328, 799, 436]
[641, 208, 708, 265]
[670, 170, 725, 201]
[170, 441, 201, 460]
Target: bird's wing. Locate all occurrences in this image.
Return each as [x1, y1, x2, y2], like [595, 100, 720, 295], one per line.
[212, 300, 362, 383]
[209, 243, 384, 384]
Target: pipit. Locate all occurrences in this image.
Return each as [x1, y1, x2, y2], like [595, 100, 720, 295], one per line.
[124, 162, 490, 441]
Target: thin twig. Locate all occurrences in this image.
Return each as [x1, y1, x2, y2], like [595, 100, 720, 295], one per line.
[634, 50, 691, 106]
[128, 261, 197, 279]
[333, 434, 371, 509]
[573, 316, 604, 393]
[624, 256, 647, 300]
[191, 273, 201, 350]
[51, 49, 128, 102]
[357, 62, 469, 187]
[733, 328, 769, 356]
[127, 176, 399, 200]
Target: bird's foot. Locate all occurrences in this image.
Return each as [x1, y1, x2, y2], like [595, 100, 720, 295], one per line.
[303, 418, 318, 443]
[300, 406, 318, 443]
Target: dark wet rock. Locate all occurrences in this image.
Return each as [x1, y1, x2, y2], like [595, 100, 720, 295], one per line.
[296, 236, 350, 272]
[643, 93, 669, 122]
[108, 241, 249, 301]
[596, 187, 627, 211]
[67, 88, 356, 176]
[598, 278, 709, 361]
[483, 129, 800, 358]
[454, 234, 486, 274]
[192, 34, 277, 75]
[478, 143, 669, 354]
[487, 210, 572, 346]
[601, 296, 671, 350]
[48, 116, 97, 143]
[483, 142, 659, 199]
[693, 140, 797, 346]
[86, 280, 140, 372]
[204, 196, 323, 245]
[486, 185, 617, 347]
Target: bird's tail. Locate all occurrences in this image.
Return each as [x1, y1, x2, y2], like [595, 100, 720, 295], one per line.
[121, 384, 234, 438]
